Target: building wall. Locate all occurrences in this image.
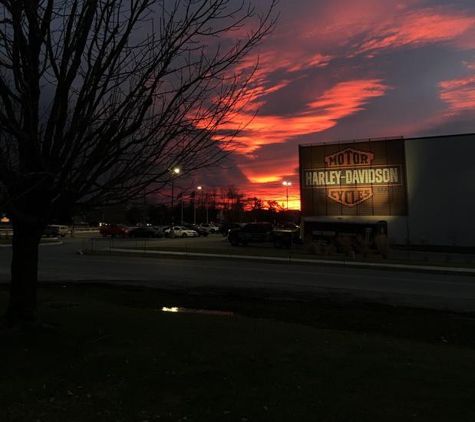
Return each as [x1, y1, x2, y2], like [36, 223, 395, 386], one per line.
[299, 133, 475, 247]
[402, 133, 475, 246]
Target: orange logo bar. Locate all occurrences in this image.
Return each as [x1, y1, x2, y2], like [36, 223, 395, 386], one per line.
[327, 188, 374, 207]
[325, 148, 374, 168]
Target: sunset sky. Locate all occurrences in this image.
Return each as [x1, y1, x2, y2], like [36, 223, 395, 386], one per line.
[194, 0, 475, 210]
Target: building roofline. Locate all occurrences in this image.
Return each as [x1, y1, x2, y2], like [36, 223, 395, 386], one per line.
[299, 132, 475, 148]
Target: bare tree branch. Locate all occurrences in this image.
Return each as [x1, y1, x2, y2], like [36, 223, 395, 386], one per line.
[0, 0, 278, 216]
[0, 0, 278, 326]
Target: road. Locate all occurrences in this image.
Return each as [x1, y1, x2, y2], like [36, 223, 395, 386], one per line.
[1, 235, 475, 311]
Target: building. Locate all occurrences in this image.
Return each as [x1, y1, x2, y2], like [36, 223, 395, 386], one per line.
[299, 133, 475, 247]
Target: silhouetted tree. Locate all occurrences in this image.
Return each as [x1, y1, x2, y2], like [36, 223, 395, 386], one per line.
[220, 185, 245, 222]
[266, 200, 283, 213]
[246, 196, 263, 221]
[0, 0, 277, 327]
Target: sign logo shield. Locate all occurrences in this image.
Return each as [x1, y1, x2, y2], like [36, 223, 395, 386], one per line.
[327, 188, 374, 207]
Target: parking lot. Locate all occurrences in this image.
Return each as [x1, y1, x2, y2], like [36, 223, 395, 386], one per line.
[84, 230, 291, 253]
[76, 228, 475, 270]
[3, 226, 475, 269]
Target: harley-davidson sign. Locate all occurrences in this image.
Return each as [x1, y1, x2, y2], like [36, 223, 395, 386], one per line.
[299, 139, 407, 216]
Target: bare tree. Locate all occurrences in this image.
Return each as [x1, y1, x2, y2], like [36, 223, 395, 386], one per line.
[0, 0, 277, 327]
[266, 200, 283, 213]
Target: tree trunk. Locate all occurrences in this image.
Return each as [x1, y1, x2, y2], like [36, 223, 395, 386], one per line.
[4, 220, 44, 327]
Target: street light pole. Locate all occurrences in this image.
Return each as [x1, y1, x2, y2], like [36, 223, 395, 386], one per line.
[171, 179, 174, 225]
[197, 186, 203, 224]
[180, 196, 184, 225]
[170, 168, 180, 236]
[193, 195, 197, 225]
[283, 181, 291, 210]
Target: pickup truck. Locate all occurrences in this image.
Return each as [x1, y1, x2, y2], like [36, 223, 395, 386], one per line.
[227, 222, 299, 249]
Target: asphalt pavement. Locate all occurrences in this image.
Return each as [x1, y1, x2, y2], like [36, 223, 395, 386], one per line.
[1, 233, 475, 312]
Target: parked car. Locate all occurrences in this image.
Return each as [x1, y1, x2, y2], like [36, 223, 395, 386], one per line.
[49, 224, 70, 237]
[183, 224, 209, 237]
[43, 224, 69, 238]
[199, 223, 220, 234]
[156, 226, 170, 234]
[128, 227, 163, 238]
[275, 222, 300, 230]
[163, 226, 198, 238]
[0, 223, 13, 239]
[99, 224, 130, 237]
[43, 225, 60, 237]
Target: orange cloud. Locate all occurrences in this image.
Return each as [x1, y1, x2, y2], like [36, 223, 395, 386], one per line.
[248, 175, 281, 183]
[218, 78, 390, 155]
[307, 79, 388, 114]
[238, 156, 298, 184]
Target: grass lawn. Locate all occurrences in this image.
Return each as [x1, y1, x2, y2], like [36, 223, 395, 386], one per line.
[1, 285, 475, 422]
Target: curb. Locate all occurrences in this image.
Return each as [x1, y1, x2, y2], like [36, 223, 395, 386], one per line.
[0, 240, 63, 248]
[99, 247, 475, 275]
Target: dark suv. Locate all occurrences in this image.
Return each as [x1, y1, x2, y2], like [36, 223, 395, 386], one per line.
[219, 222, 244, 236]
[228, 222, 298, 248]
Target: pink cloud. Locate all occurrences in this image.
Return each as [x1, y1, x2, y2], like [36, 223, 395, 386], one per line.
[231, 50, 332, 107]
[439, 74, 475, 114]
[276, 2, 475, 58]
[350, 71, 475, 138]
[462, 60, 475, 70]
[355, 8, 475, 55]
